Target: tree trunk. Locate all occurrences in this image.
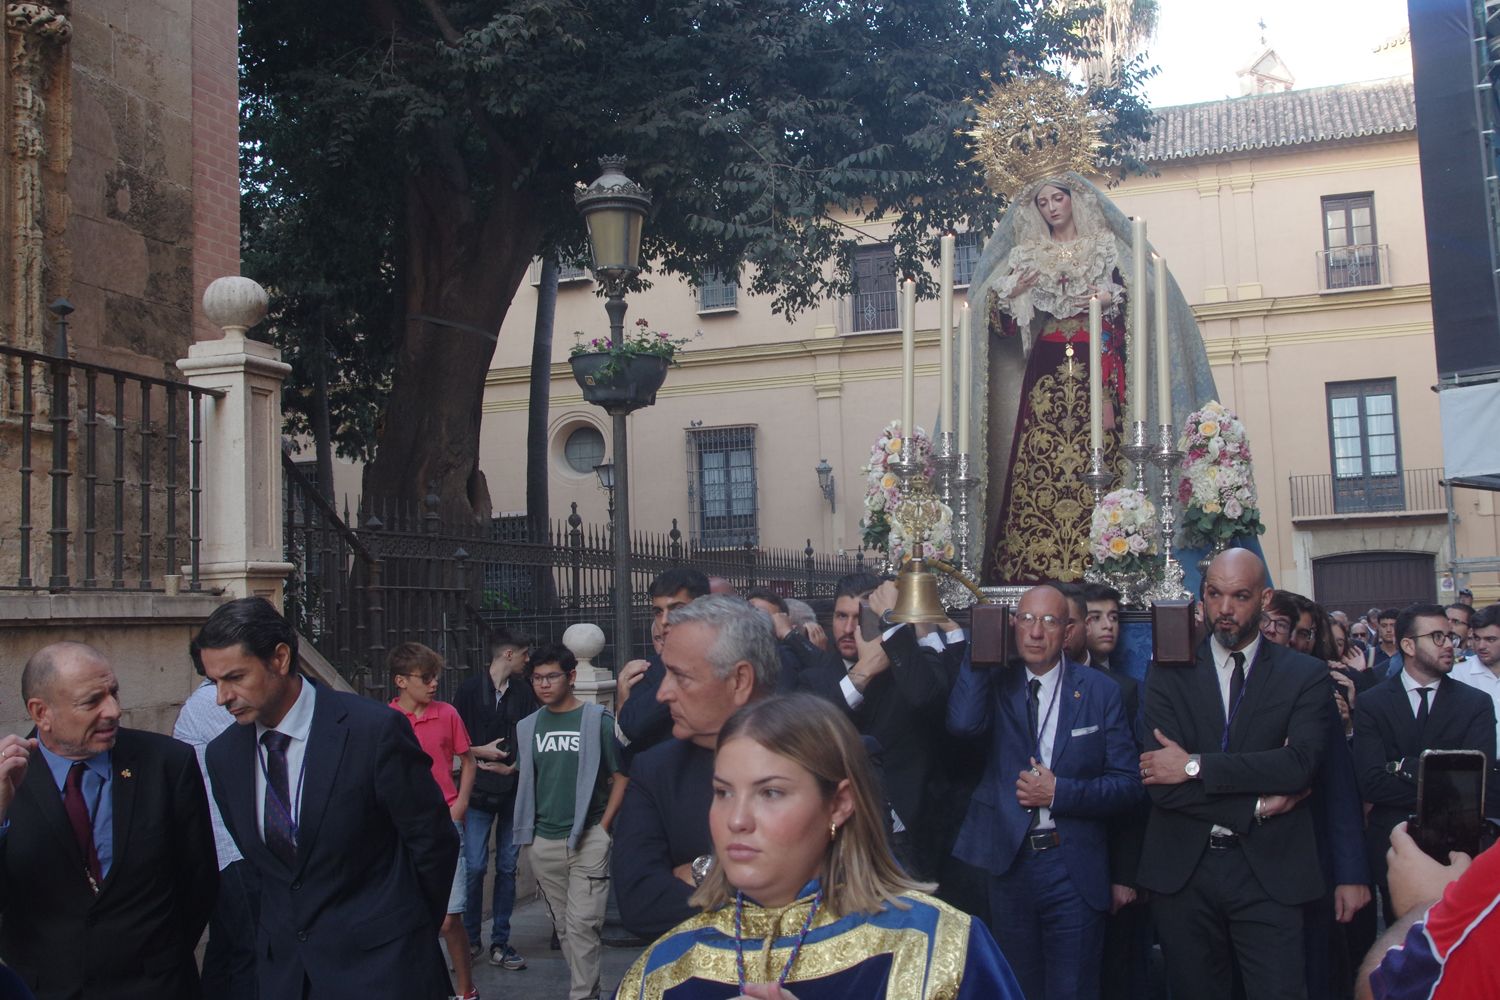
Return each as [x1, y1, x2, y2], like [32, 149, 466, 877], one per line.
[527, 257, 558, 543]
[361, 162, 543, 523]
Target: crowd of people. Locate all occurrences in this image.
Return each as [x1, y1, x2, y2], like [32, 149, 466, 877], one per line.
[0, 560, 1497, 1000]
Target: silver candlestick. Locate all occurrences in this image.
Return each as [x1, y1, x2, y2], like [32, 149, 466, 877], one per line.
[933, 430, 957, 509]
[1082, 445, 1112, 506]
[1147, 421, 1190, 601]
[954, 451, 976, 577]
[1122, 419, 1152, 495]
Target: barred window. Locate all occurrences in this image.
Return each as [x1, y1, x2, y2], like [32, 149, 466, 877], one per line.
[851, 244, 899, 332]
[698, 270, 739, 312]
[954, 231, 983, 287]
[529, 257, 591, 284]
[687, 426, 758, 548]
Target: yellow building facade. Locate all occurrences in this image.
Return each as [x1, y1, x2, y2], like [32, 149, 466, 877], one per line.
[480, 74, 1500, 612]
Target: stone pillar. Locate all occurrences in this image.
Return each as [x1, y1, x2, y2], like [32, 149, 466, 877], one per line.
[564, 622, 617, 710]
[175, 276, 293, 604]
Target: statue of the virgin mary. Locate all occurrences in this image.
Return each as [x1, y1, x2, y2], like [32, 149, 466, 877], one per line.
[963, 80, 1220, 586]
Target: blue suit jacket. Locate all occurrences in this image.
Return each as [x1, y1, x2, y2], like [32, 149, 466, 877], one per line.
[207, 683, 459, 999]
[946, 656, 1144, 912]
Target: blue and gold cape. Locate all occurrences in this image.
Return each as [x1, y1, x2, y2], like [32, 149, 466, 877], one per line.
[613, 883, 1021, 1000]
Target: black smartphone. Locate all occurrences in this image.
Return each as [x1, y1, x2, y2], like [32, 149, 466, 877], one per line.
[859, 602, 883, 642]
[1410, 749, 1488, 862]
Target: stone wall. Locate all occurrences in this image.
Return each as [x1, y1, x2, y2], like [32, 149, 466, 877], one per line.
[0, 590, 224, 736]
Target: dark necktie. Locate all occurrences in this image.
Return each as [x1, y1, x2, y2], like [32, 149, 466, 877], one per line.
[1416, 687, 1431, 729]
[1026, 678, 1042, 831]
[62, 762, 102, 890]
[1228, 651, 1246, 713]
[261, 731, 297, 868]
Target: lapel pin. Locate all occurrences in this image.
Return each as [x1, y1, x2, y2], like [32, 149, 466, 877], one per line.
[1073, 690, 1081, 699]
[119, 769, 132, 779]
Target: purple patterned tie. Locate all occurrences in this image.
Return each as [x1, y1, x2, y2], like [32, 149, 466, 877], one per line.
[261, 731, 297, 868]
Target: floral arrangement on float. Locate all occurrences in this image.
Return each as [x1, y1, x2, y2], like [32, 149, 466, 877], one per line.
[1175, 400, 1267, 549]
[860, 420, 953, 566]
[1088, 488, 1158, 577]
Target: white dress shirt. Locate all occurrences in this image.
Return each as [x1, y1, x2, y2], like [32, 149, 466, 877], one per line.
[1025, 660, 1064, 831]
[173, 680, 243, 869]
[1208, 635, 1260, 836]
[1400, 665, 1439, 720]
[254, 678, 317, 844]
[1452, 657, 1500, 750]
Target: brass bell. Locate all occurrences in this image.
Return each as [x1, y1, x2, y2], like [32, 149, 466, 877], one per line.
[887, 557, 949, 624]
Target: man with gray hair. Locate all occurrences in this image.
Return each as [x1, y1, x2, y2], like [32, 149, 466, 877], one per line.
[611, 595, 779, 937]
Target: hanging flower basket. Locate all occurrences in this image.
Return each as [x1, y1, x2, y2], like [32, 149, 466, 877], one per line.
[569, 352, 670, 414]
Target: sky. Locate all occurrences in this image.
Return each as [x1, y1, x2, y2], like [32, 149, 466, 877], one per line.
[1140, 0, 1415, 107]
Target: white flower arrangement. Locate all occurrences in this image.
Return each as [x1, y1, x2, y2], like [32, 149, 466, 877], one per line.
[1176, 400, 1266, 548]
[859, 420, 953, 565]
[1089, 488, 1157, 576]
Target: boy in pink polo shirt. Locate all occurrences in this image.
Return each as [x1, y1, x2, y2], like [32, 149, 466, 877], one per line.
[390, 642, 479, 1000]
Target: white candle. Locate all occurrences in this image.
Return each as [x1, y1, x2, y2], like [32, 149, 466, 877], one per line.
[1089, 295, 1103, 452]
[901, 278, 915, 446]
[958, 303, 972, 454]
[1131, 217, 1147, 425]
[1154, 254, 1170, 426]
[939, 233, 955, 437]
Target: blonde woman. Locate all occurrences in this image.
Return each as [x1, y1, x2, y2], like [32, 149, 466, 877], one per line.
[615, 694, 1020, 1000]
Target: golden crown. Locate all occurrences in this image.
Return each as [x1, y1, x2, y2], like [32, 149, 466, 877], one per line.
[964, 74, 1103, 198]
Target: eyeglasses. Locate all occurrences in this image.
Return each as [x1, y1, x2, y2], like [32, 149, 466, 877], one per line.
[530, 671, 569, 686]
[1260, 616, 1292, 636]
[1293, 627, 1317, 643]
[1413, 631, 1453, 646]
[1015, 613, 1064, 631]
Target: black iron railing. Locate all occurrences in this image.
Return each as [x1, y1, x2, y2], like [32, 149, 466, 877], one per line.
[1289, 466, 1446, 518]
[0, 313, 222, 592]
[282, 457, 862, 697]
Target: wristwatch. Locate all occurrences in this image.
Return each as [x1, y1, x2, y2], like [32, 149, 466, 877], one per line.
[691, 854, 715, 887]
[1184, 755, 1201, 779]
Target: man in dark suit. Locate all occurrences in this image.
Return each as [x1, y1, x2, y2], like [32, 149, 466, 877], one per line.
[1352, 602, 1497, 922]
[796, 572, 955, 881]
[612, 595, 778, 938]
[197, 598, 459, 999]
[947, 584, 1143, 1000]
[1137, 549, 1331, 1000]
[0, 642, 216, 999]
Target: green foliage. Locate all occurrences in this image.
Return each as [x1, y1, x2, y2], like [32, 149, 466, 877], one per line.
[240, 0, 1157, 462]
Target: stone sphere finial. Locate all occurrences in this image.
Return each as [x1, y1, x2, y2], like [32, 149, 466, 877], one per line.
[203, 276, 269, 340]
[563, 623, 607, 667]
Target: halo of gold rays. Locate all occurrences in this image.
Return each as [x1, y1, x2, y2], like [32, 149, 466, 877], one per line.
[964, 73, 1105, 199]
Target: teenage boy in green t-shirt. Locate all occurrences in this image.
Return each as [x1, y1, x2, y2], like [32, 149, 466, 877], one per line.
[512, 644, 626, 1000]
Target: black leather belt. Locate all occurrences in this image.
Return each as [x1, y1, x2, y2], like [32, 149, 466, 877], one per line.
[1025, 830, 1061, 851]
[1208, 832, 1240, 850]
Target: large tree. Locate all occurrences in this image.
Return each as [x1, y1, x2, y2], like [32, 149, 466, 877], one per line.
[240, 0, 1155, 521]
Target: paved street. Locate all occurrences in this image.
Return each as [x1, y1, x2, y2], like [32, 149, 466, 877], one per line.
[459, 888, 647, 1000]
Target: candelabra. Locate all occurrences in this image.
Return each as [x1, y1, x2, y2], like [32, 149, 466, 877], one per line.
[1082, 446, 1112, 506]
[1122, 419, 1152, 495]
[933, 430, 957, 509]
[954, 451, 976, 577]
[1147, 421, 1191, 602]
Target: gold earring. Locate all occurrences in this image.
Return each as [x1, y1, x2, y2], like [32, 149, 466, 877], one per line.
[829, 822, 838, 842]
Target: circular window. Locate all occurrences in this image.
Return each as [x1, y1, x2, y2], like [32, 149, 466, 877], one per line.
[563, 426, 606, 474]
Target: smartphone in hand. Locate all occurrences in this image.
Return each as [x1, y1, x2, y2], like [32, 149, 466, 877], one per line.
[1410, 749, 1488, 862]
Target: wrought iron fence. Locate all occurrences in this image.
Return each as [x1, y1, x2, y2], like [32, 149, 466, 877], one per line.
[283, 454, 863, 698]
[1289, 466, 1446, 518]
[0, 319, 222, 592]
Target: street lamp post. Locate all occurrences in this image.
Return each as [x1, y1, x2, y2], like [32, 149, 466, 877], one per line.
[593, 461, 616, 537]
[575, 157, 651, 660]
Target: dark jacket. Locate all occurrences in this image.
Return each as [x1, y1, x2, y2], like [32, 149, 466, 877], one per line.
[1137, 639, 1331, 906]
[452, 671, 536, 810]
[0, 729, 217, 1000]
[207, 684, 459, 999]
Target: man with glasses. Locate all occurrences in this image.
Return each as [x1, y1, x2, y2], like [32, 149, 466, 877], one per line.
[1136, 550, 1332, 1000]
[947, 584, 1142, 1000]
[513, 644, 627, 1000]
[1352, 604, 1496, 923]
[1447, 603, 1475, 662]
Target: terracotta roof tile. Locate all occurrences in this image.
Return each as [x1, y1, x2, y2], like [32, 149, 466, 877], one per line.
[1138, 77, 1416, 162]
